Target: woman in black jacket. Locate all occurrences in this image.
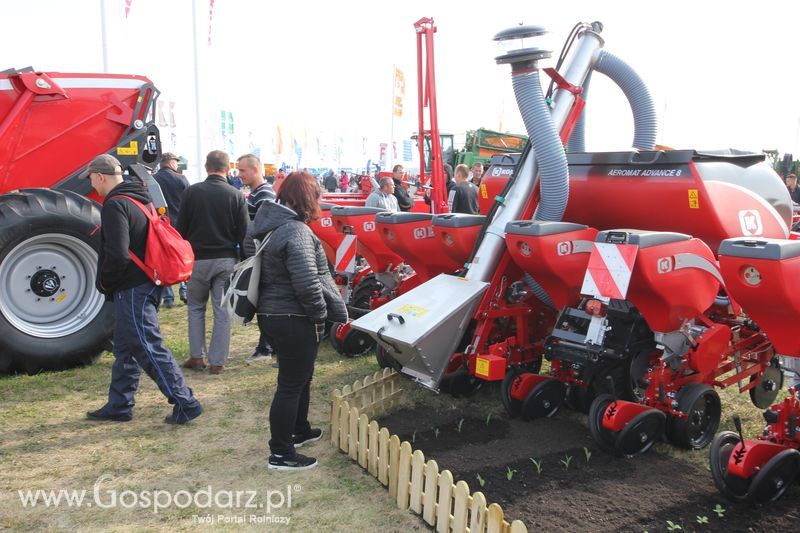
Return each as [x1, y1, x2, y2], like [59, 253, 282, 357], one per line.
[250, 171, 347, 471]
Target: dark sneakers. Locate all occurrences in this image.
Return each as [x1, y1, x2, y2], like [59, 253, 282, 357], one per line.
[164, 405, 203, 425]
[267, 453, 318, 471]
[293, 428, 324, 448]
[86, 408, 132, 422]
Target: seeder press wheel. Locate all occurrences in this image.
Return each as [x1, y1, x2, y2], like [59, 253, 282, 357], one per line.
[588, 394, 665, 457]
[666, 383, 721, 449]
[501, 367, 565, 420]
[709, 431, 800, 506]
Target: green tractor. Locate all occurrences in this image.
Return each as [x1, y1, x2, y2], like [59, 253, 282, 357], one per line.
[414, 128, 527, 174]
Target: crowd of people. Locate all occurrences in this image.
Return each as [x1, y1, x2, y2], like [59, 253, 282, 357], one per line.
[83, 150, 346, 472]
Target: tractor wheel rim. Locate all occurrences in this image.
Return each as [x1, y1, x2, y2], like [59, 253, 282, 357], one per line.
[0, 234, 105, 338]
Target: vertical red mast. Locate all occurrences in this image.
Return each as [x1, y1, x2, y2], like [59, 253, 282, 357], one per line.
[414, 18, 448, 214]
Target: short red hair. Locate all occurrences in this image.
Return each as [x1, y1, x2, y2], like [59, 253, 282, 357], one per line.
[277, 171, 322, 223]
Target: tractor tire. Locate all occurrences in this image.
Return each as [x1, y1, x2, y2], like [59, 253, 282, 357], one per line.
[0, 189, 113, 374]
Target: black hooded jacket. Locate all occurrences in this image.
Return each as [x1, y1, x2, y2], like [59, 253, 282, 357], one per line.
[97, 180, 153, 295]
[247, 202, 344, 321]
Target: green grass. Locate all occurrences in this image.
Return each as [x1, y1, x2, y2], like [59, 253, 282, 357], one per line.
[0, 303, 421, 532]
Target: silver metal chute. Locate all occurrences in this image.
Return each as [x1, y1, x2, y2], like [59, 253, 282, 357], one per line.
[350, 274, 488, 390]
[351, 24, 605, 390]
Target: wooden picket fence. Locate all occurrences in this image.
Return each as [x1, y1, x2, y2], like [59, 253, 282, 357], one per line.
[330, 368, 527, 533]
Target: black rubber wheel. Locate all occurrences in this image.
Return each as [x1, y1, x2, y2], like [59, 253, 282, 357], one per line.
[709, 431, 750, 503]
[747, 448, 800, 507]
[567, 362, 629, 413]
[375, 343, 402, 371]
[328, 322, 344, 352]
[614, 409, 665, 457]
[340, 328, 375, 357]
[501, 367, 525, 418]
[750, 360, 784, 409]
[350, 273, 382, 309]
[520, 378, 566, 421]
[0, 189, 113, 374]
[666, 383, 721, 449]
[627, 350, 655, 403]
[588, 393, 619, 454]
[440, 367, 484, 398]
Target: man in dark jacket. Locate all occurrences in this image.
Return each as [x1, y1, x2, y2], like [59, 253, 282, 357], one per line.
[391, 164, 413, 211]
[153, 152, 190, 308]
[322, 171, 338, 193]
[450, 164, 480, 214]
[85, 154, 202, 425]
[176, 150, 249, 375]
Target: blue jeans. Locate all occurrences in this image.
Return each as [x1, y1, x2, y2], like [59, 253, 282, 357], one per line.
[162, 282, 187, 304]
[105, 283, 202, 422]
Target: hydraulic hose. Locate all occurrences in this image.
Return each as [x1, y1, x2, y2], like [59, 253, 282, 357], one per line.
[512, 70, 570, 223]
[593, 50, 657, 150]
[511, 69, 570, 307]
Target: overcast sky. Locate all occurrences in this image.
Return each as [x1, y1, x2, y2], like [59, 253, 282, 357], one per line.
[3, 0, 799, 177]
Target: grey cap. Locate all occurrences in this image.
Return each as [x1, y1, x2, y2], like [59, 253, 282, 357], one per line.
[160, 152, 180, 163]
[81, 154, 122, 179]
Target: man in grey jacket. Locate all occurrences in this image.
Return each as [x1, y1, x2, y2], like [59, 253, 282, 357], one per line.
[364, 177, 400, 211]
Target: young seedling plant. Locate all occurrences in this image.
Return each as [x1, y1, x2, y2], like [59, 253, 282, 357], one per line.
[476, 474, 485, 488]
[665, 520, 682, 531]
[561, 454, 573, 471]
[456, 418, 465, 433]
[485, 412, 492, 426]
[713, 504, 725, 518]
[433, 427, 440, 439]
[696, 516, 709, 525]
[583, 447, 592, 463]
[506, 466, 517, 481]
[411, 431, 416, 444]
[530, 458, 543, 476]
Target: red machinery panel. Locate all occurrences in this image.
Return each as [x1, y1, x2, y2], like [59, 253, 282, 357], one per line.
[605, 230, 721, 332]
[0, 70, 158, 197]
[331, 206, 403, 273]
[376, 212, 460, 283]
[505, 221, 598, 309]
[718, 238, 800, 356]
[563, 151, 791, 253]
[431, 213, 486, 268]
[309, 202, 342, 266]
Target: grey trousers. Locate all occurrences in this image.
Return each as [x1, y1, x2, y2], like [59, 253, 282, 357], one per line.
[186, 257, 236, 366]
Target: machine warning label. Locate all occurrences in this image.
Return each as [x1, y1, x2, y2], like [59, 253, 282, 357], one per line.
[396, 304, 428, 318]
[116, 141, 139, 156]
[480, 184, 488, 199]
[687, 189, 699, 209]
[475, 358, 490, 377]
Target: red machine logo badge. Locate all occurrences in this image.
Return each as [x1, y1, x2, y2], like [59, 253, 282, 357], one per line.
[557, 241, 572, 256]
[413, 227, 427, 240]
[363, 221, 376, 232]
[657, 257, 673, 274]
[738, 209, 763, 236]
[320, 217, 332, 228]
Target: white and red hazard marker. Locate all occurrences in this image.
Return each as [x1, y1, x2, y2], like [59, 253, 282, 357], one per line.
[335, 235, 357, 273]
[580, 243, 638, 300]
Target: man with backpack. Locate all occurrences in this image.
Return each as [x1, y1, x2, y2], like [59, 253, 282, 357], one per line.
[84, 154, 203, 424]
[176, 150, 249, 375]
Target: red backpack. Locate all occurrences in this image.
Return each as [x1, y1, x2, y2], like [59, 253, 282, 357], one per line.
[118, 196, 195, 286]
